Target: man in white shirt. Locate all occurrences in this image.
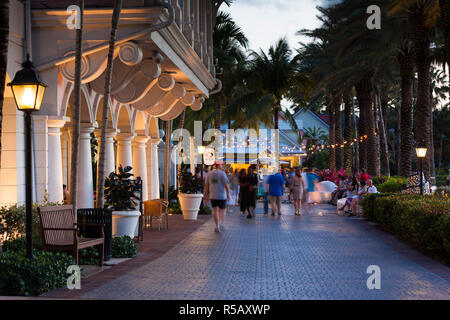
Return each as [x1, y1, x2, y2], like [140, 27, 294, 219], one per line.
[366, 179, 378, 194]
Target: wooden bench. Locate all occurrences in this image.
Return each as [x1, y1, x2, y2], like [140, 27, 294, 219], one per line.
[38, 205, 105, 266]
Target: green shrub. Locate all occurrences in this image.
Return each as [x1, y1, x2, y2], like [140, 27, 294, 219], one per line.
[78, 246, 101, 265]
[169, 201, 182, 215]
[0, 199, 61, 244]
[435, 187, 450, 196]
[436, 175, 448, 187]
[377, 177, 407, 193]
[372, 176, 389, 186]
[2, 236, 42, 252]
[112, 236, 137, 258]
[0, 250, 75, 296]
[361, 194, 450, 264]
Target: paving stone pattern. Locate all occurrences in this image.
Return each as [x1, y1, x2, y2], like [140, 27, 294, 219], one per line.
[81, 204, 449, 300]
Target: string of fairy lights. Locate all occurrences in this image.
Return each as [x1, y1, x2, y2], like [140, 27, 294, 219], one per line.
[204, 131, 377, 156]
[308, 132, 376, 155]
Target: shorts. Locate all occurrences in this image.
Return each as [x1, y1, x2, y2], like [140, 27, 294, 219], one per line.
[211, 199, 227, 209]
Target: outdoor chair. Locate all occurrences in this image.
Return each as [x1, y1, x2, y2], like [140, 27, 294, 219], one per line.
[143, 199, 169, 231]
[38, 205, 105, 266]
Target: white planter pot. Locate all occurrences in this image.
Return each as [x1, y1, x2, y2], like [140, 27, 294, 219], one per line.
[112, 210, 141, 237]
[178, 193, 203, 221]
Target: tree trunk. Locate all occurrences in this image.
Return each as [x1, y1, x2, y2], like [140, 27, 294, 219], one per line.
[410, 6, 432, 179]
[356, 75, 377, 174]
[0, 0, 9, 168]
[326, 93, 336, 172]
[429, 85, 435, 178]
[334, 94, 343, 171]
[215, 94, 222, 130]
[177, 109, 186, 190]
[364, 76, 380, 176]
[440, 0, 450, 68]
[352, 95, 360, 173]
[71, 0, 84, 218]
[96, 0, 123, 208]
[396, 106, 401, 174]
[343, 91, 353, 174]
[164, 120, 172, 201]
[274, 103, 280, 172]
[438, 133, 443, 174]
[377, 93, 390, 176]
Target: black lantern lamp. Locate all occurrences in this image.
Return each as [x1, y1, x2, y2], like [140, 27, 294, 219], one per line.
[415, 139, 428, 195]
[8, 55, 47, 112]
[7, 55, 47, 259]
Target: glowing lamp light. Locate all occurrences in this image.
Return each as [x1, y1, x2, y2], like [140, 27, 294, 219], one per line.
[198, 145, 206, 155]
[415, 140, 427, 158]
[7, 55, 47, 112]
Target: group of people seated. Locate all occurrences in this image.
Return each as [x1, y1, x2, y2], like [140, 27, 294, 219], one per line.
[328, 169, 378, 216]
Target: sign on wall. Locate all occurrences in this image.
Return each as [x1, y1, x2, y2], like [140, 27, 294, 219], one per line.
[204, 148, 215, 166]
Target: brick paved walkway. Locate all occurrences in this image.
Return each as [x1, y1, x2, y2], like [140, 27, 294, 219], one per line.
[75, 203, 449, 300]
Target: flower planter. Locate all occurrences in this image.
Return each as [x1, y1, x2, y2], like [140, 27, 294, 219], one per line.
[111, 210, 141, 237]
[178, 193, 203, 221]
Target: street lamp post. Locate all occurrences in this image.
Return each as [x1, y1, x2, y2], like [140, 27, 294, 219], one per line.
[7, 55, 47, 259]
[198, 145, 206, 192]
[415, 139, 428, 195]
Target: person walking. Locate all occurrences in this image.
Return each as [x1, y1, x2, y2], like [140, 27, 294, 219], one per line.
[305, 168, 319, 213]
[287, 168, 295, 204]
[227, 169, 240, 213]
[267, 170, 285, 216]
[204, 162, 231, 233]
[290, 168, 305, 216]
[238, 168, 249, 215]
[262, 172, 270, 214]
[246, 167, 258, 219]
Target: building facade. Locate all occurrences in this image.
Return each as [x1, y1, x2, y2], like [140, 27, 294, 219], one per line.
[0, 0, 224, 207]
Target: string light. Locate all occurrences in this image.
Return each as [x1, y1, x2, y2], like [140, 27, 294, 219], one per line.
[306, 131, 377, 156]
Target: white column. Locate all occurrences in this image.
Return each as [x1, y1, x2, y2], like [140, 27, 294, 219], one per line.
[77, 124, 95, 208]
[115, 133, 135, 171]
[149, 138, 161, 199]
[132, 135, 149, 201]
[46, 119, 67, 203]
[95, 129, 117, 180]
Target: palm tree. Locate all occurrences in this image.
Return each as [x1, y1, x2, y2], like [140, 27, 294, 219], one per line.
[96, 0, 123, 209]
[326, 94, 336, 171]
[398, 45, 415, 177]
[304, 126, 327, 146]
[343, 91, 353, 173]
[441, 0, 450, 67]
[0, 0, 9, 167]
[433, 106, 450, 173]
[390, 1, 438, 179]
[213, 11, 248, 130]
[334, 94, 343, 170]
[230, 38, 297, 170]
[71, 0, 84, 216]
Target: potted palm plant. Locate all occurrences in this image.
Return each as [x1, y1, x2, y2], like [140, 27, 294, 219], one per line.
[177, 168, 203, 221]
[104, 165, 142, 237]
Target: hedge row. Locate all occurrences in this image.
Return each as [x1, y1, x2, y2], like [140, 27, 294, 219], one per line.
[361, 194, 450, 264]
[0, 249, 75, 296]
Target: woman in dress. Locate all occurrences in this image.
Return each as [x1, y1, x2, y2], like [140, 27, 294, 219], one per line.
[342, 177, 360, 216]
[290, 168, 305, 215]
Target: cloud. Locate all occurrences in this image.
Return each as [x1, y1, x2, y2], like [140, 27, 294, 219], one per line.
[222, 0, 325, 53]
